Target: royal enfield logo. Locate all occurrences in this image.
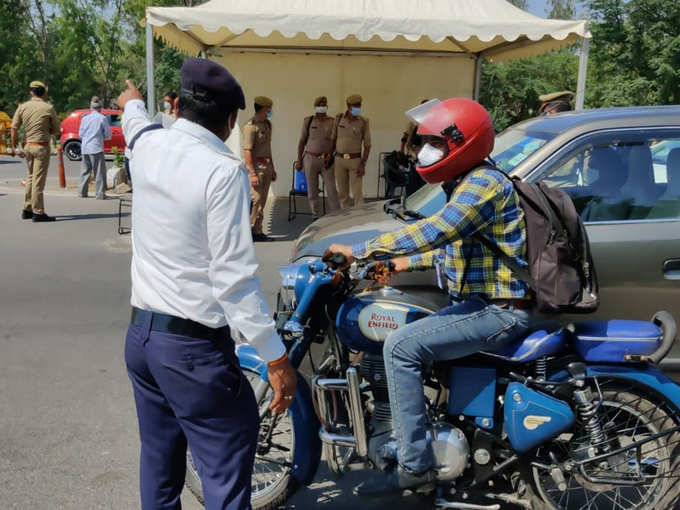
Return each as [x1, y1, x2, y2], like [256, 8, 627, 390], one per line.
[523, 415, 552, 431]
[358, 303, 409, 341]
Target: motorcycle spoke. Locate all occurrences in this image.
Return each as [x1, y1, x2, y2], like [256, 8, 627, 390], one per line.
[255, 455, 293, 468]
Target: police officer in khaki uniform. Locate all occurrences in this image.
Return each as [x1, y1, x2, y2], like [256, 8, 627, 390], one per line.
[333, 94, 371, 209]
[243, 96, 277, 241]
[11, 80, 60, 222]
[538, 90, 574, 115]
[295, 96, 340, 217]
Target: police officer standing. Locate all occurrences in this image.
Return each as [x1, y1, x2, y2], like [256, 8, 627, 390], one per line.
[243, 96, 276, 241]
[295, 96, 340, 217]
[333, 94, 371, 209]
[11, 80, 60, 222]
[538, 90, 574, 115]
[117, 59, 297, 510]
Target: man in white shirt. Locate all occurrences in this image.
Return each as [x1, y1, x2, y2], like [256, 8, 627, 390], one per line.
[117, 58, 297, 510]
[77, 96, 111, 199]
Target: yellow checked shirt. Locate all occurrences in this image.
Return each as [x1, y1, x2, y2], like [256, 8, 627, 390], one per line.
[351, 167, 530, 300]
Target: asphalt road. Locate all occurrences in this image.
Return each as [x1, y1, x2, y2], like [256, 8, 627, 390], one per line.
[0, 155, 428, 509]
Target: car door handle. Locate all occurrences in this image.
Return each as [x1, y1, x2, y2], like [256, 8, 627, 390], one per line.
[663, 259, 680, 280]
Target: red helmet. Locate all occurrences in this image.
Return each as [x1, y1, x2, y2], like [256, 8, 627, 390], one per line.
[407, 98, 495, 183]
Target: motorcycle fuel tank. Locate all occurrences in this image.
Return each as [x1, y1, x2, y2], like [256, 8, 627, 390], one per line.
[335, 287, 435, 354]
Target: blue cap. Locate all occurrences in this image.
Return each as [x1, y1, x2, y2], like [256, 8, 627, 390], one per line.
[180, 57, 245, 112]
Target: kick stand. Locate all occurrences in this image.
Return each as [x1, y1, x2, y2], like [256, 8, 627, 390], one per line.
[434, 487, 501, 510]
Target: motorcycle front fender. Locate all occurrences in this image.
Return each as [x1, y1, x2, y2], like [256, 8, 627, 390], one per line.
[237, 345, 322, 486]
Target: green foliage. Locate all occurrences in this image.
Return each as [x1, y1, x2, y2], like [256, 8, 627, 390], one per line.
[507, 0, 529, 10]
[586, 0, 680, 106]
[480, 50, 579, 131]
[482, 0, 680, 131]
[547, 0, 576, 19]
[0, 0, 203, 117]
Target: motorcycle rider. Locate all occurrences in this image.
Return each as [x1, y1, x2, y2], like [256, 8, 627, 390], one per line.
[325, 98, 533, 494]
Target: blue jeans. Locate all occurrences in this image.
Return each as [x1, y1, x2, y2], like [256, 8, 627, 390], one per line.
[383, 296, 531, 473]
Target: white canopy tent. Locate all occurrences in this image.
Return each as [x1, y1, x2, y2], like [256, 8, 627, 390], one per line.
[144, 0, 591, 197]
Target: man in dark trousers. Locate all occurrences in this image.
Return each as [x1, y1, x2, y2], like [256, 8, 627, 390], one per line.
[117, 58, 297, 510]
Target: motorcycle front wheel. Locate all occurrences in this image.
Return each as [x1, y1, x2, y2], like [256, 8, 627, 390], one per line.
[185, 367, 299, 510]
[531, 384, 680, 510]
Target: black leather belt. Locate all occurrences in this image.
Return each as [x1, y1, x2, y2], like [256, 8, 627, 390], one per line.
[131, 307, 229, 342]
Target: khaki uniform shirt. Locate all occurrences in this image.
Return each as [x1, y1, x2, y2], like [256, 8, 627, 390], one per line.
[334, 113, 370, 154]
[405, 120, 420, 156]
[301, 115, 334, 154]
[11, 98, 60, 143]
[242, 117, 272, 158]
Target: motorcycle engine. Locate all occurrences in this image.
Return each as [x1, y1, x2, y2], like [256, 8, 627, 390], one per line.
[359, 353, 469, 481]
[430, 422, 470, 481]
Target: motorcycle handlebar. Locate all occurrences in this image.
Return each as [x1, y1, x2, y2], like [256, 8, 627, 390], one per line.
[322, 252, 347, 270]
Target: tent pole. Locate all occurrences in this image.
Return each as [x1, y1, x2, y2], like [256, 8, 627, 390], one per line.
[146, 20, 156, 116]
[575, 38, 589, 111]
[473, 56, 483, 100]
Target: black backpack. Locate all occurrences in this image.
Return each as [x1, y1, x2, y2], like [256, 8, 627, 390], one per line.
[477, 167, 599, 314]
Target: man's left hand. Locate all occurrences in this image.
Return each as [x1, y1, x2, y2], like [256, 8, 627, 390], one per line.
[117, 80, 144, 110]
[357, 162, 366, 177]
[323, 243, 355, 270]
[271, 169, 277, 182]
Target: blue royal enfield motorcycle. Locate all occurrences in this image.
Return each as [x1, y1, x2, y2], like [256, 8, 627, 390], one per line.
[186, 256, 680, 510]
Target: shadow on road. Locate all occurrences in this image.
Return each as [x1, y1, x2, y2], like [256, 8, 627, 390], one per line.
[265, 197, 316, 242]
[57, 212, 127, 221]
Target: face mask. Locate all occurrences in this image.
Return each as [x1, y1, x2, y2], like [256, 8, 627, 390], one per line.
[315, 106, 327, 114]
[350, 106, 361, 116]
[266, 109, 273, 119]
[163, 101, 172, 112]
[417, 143, 445, 167]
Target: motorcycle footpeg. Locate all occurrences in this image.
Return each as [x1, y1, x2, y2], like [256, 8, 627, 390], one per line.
[434, 500, 500, 510]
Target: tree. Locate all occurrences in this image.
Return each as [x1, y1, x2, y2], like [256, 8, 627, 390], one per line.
[480, 50, 579, 131]
[547, 0, 577, 19]
[585, 0, 680, 106]
[507, 0, 528, 10]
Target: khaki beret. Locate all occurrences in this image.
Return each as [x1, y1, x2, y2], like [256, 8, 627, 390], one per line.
[30, 80, 47, 89]
[314, 96, 328, 106]
[538, 90, 574, 103]
[254, 96, 273, 107]
[346, 94, 362, 105]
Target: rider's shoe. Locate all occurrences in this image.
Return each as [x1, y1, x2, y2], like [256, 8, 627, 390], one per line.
[354, 466, 436, 496]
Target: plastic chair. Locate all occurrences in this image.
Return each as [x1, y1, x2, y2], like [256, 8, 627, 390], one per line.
[288, 161, 325, 221]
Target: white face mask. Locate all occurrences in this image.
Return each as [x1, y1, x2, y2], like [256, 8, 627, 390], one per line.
[417, 143, 445, 167]
[163, 101, 172, 112]
[315, 106, 327, 114]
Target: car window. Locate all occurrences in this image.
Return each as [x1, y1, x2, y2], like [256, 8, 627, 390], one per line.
[535, 131, 680, 222]
[490, 127, 555, 173]
[108, 114, 121, 127]
[404, 182, 447, 216]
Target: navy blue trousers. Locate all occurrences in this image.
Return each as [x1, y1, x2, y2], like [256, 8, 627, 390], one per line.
[125, 315, 258, 510]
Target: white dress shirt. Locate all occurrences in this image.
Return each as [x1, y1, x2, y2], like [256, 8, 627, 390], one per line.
[78, 110, 111, 155]
[122, 99, 285, 363]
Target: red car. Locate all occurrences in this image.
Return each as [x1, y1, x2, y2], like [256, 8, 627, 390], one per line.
[60, 109, 126, 161]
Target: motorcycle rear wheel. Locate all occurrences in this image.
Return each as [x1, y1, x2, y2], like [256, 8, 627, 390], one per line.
[532, 387, 680, 510]
[185, 367, 299, 509]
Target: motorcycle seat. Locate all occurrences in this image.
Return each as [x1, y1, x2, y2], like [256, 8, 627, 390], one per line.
[482, 327, 567, 362]
[571, 320, 663, 362]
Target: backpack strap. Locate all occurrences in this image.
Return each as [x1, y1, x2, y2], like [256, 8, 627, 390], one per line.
[128, 123, 163, 152]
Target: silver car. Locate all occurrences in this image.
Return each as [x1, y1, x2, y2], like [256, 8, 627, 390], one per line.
[291, 106, 680, 361]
